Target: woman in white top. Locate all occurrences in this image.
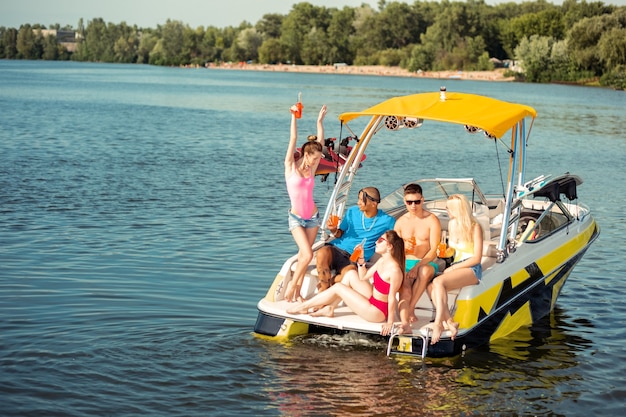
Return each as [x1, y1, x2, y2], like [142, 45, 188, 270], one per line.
[427, 194, 483, 343]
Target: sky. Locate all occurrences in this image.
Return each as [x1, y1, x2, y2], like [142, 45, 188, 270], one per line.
[1, 0, 625, 29]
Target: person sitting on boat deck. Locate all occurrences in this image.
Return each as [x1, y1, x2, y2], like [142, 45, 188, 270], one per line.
[317, 186, 396, 291]
[425, 194, 483, 344]
[394, 183, 442, 334]
[284, 103, 328, 302]
[287, 230, 405, 336]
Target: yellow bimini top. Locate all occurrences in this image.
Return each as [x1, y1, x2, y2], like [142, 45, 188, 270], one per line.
[339, 92, 537, 139]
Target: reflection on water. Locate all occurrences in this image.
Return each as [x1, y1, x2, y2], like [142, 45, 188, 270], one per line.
[256, 308, 594, 416]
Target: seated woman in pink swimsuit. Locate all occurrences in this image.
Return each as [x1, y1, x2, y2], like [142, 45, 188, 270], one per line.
[287, 230, 405, 336]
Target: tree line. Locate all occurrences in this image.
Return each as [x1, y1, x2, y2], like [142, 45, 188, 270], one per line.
[1, 0, 625, 88]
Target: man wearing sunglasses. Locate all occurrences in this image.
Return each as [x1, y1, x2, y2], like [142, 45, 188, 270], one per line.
[394, 183, 442, 333]
[316, 186, 395, 291]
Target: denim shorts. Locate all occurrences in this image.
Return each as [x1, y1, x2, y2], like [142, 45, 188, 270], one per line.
[450, 261, 483, 281]
[288, 210, 321, 231]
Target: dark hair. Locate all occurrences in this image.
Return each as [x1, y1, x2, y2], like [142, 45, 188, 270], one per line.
[359, 187, 381, 204]
[404, 183, 423, 196]
[384, 230, 405, 279]
[301, 138, 323, 154]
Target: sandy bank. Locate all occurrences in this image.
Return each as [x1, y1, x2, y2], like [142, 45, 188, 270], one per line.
[207, 62, 514, 82]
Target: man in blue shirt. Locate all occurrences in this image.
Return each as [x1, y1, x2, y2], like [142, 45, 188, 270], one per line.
[317, 187, 396, 290]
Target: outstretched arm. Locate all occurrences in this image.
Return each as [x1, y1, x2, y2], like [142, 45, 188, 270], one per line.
[285, 106, 299, 176]
[316, 105, 327, 146]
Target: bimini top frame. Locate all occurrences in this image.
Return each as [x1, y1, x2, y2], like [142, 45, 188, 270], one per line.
[324, 91, 537, 262]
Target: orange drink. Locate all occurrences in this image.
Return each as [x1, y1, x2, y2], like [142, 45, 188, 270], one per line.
[350, 238, 366, 262]
[291, 92, 303, 119]
[328, 214, 339, 228]
[295, 102, 303, 119]
[405, 236, 416, 255]
[350, 245, 364, 262]
[437, 242, 447, 258]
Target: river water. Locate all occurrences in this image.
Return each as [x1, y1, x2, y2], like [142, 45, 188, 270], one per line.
[1, 60, 625, 416]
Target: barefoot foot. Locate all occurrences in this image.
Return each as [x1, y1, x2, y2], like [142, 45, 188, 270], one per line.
[446, 318, 459, 340]
[398, 322, 414, 334]
[284, 281, 302, 302]
[310, 305, 334, 317]
[428, 322, 444, 344]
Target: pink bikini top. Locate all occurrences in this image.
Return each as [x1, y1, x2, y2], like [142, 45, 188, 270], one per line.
[286, 168, 316, 219]
[373, 271, 390, 296]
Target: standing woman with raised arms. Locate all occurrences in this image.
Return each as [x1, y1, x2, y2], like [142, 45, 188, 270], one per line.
[284, 102, 328, 302]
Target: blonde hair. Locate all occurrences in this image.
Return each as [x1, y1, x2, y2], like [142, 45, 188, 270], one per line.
[447, 194, 480, 244]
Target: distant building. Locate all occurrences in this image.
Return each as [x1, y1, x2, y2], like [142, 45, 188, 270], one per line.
[38, 29, 79, 52]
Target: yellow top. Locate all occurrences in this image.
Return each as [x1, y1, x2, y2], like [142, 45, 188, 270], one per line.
[339, 92, 537, 139]
[452, 240, 474, 263]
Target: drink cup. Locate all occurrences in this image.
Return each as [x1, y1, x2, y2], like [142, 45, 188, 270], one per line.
[405, 236, 416, 255]
[350, 238, 367, 262]
[295, 101, 303, 119]
[350, 245, 364, 262]
[291, 92, 303, 119]
[437, 242, 447, 258]
[328, 214, 339, 228]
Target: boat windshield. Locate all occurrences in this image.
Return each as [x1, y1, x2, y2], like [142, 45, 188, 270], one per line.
[379, 178, 488, 211]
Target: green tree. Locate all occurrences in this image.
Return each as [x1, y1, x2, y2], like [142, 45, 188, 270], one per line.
[598, 27, 626, 70]
[374, 1, 424, 49]
[301, 26, 329, 65]
[1, 27, 19, 58]
[255, 14, 283, 39]
[408, 42, 437, 72]
[234, 27, 263, 62]
[562, 0, 615, 29]
[567, 14, 620, 74]
[258, 37, 284, 64]
[350, 5, 379, 64]
[42, 33, 59, 60]
[549, 39, 577, 81]
[280, 2, 323, 64]
[148, 39, 166, 65]
[74, 18, 112, 61]
[161, 20, 186, 65]
[112, 22, 139, 63]
[501, 6, 564, 59]
[198, 26, 223, 63]
[218, 26, 240, 62]
[136, 31, 157, 64]
[16, 24, 42, 59]
[515, 34, 554, 82]
[325, 7, 355, 64]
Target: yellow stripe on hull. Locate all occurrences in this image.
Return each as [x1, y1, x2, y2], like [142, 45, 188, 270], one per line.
[490, 300, 533, 341]
[453, 219, 597, 337]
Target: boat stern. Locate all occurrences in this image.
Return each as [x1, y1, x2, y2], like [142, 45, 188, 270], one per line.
[254, 310, 310, 338]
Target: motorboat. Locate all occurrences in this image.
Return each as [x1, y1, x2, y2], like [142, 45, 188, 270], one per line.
[254, 91, 600, 358]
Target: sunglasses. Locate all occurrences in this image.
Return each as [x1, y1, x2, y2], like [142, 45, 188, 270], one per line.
[405, 199, 422, 205]
[359, 189, 381, 204]
[376, 236, 387, 243]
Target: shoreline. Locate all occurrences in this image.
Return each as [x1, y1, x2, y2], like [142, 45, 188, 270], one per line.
[205, 62, 515, 82]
